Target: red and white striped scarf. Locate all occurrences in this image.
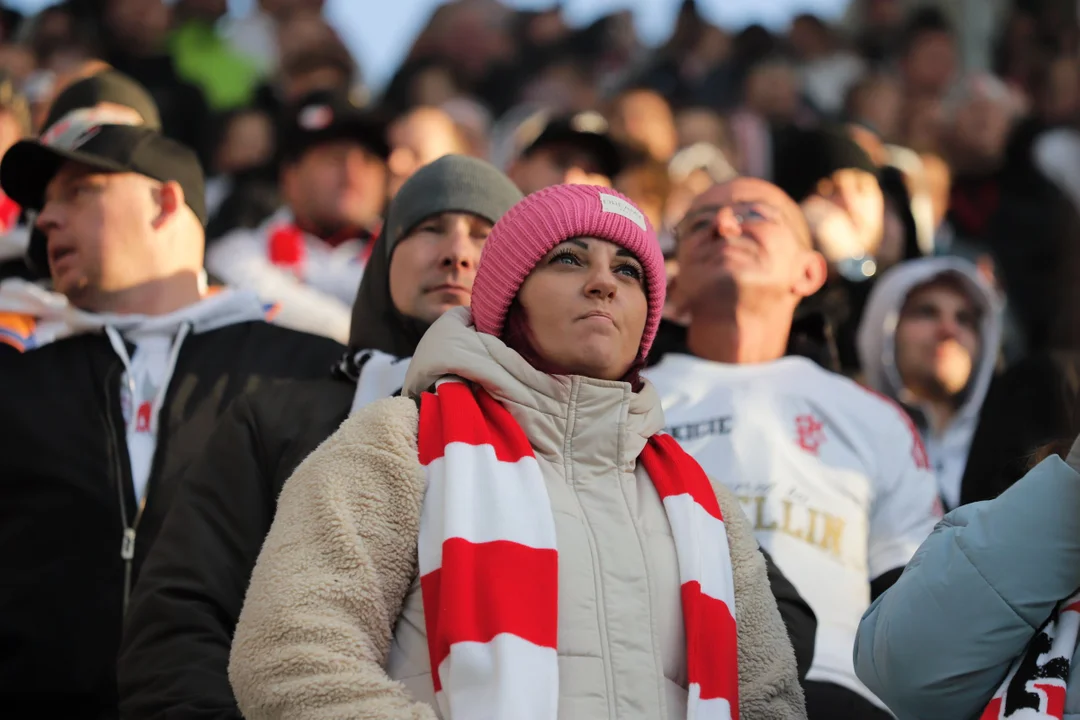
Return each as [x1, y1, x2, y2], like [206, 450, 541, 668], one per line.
[981, 591, 1080, 720]
[417, 379, 740, 719]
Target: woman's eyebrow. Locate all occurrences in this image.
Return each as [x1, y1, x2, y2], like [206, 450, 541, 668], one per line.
[616, 247, 639, 258]
[563, 238, 589, 251]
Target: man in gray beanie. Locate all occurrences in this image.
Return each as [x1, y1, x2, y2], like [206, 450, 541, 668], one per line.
[347, 153, 525, 361]
[116, 155, 523, 720]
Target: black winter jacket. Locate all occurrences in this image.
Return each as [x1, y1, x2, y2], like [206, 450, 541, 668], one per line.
[117, 377, 354, 719]
[0, 322, 342, 718]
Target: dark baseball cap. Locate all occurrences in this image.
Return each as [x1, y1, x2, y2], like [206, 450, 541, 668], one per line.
[18, 71, 165, 277]
[281, 89, 389, 162]
[1, 108, 206, 226]
[43, 69, 161, 133]
[515, 109, 627, 179]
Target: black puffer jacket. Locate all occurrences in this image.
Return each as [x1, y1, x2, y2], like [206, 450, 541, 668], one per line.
[118, 377, 355, 720]
[0, 321, 342, 719]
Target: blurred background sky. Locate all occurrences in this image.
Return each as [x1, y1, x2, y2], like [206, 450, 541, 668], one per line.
[2, 0, 853, 91]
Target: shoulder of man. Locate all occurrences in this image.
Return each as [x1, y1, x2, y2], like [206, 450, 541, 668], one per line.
[245, 374, 354, 435]
[784, 360, 929, 456]
[320, 395, 420, 460]
[206, 319, 344, 364]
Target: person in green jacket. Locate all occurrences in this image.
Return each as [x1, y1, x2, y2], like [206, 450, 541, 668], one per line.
[169, 0, 263, 111]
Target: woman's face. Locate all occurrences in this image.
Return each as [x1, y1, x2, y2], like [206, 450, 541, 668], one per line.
[516, 237, 648, 381]
[389, 212, 492, 324]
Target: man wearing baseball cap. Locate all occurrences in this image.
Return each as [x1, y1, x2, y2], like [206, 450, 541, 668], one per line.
[504, 108, 628, 195]
[7, 68, 163, 280]
[0, 109, 343, 716]
[207, 89, 389, 343]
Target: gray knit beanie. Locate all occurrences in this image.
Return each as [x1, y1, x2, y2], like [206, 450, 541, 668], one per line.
[347, 154, 521, 356]
[382, 154, 523, 256]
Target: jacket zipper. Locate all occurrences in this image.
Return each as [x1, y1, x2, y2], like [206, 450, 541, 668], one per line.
[107, 337, 181, 614]
[104, 361, 141, 614]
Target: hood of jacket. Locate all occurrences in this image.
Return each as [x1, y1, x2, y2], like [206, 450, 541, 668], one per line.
[856, 257, 1002, 428]
[346, 222, 430, 359]
[0, 277, 271, 351]
[404, 306, 666, 467]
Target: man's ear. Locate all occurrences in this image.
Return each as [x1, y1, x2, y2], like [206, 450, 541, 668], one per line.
[793, 249, 828, 298]
[152, 181, 184, 228]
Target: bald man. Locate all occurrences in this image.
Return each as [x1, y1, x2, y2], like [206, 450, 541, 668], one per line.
[644, 177, 941, 720]
[387, 106, 469, 196]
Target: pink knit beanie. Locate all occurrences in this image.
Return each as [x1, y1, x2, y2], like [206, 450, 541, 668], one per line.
[472, 184, 665, 359]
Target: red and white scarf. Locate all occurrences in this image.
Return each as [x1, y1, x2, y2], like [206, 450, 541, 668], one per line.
[417, 379, 740, 719]
[981, 591, 1080, 720]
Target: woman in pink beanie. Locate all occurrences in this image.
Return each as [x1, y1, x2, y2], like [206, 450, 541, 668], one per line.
[229, 185, 806, 720]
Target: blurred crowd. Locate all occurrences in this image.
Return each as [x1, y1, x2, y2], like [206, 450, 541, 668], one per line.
[1, 0, 1078, 360]
[3, 0, 1080, 717]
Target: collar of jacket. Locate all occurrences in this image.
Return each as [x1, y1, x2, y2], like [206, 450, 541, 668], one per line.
[404, 306, 665, 471]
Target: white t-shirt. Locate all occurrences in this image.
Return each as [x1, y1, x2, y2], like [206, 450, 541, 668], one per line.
[119, 335, 174, 505]
[645, 353, 942, 708]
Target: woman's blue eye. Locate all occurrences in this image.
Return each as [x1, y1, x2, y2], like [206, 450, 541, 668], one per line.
[551, 250, 580, 266]
[616, 264, 642, 279]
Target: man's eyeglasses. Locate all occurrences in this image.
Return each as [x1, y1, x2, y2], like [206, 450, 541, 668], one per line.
[674, 202, 782, 241]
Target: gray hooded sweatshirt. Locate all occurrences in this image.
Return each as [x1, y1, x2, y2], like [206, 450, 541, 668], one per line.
[856, 257, 1002, 510]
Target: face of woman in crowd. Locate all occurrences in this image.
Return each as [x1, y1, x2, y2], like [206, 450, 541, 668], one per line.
[516, 236, 648, 381]
[389, 212, 492, 324]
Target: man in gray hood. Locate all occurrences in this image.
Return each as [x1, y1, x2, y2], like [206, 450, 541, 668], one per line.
[857, 256, 1002, 511]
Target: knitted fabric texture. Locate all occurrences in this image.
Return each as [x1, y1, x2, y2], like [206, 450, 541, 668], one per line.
[471, 184, 665, 359]
[381, 154, 523, 256]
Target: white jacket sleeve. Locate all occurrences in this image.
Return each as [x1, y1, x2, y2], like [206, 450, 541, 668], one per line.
[207, 231, 352, 344]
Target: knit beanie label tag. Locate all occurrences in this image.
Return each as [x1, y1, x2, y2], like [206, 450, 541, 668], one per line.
[600, 192, 646, 230]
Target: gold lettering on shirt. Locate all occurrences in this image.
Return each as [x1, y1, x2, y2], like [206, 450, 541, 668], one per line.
[821, 513, 845, 556]
[780, 500, 803, 540]
[739, 495, 847, 560]
[805, 508, 819, 544]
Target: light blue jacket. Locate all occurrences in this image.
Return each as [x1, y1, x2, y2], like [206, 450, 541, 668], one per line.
[854, 456, 1080, 720]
